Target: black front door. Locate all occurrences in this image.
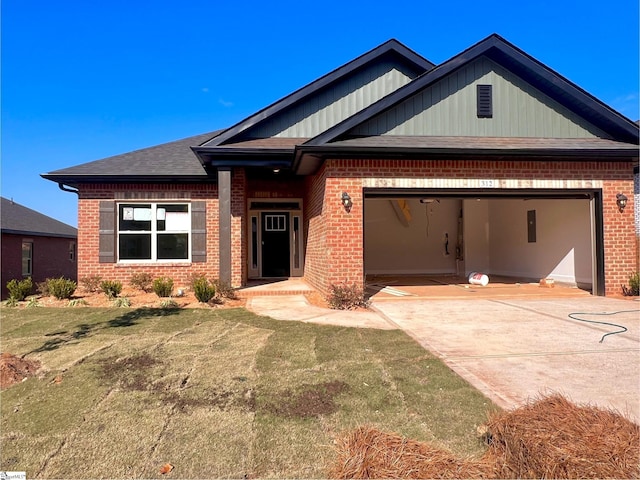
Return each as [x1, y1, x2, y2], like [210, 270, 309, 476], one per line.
[261, 212, 290, 277]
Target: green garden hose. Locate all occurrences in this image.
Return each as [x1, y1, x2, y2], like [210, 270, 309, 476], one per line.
[568, 310, 639, 343]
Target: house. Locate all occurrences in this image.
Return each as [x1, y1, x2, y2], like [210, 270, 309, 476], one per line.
[42, 34, 639, 297]
[1, 197, 78, 297]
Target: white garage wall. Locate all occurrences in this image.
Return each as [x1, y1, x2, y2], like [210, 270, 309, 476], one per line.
[486, 199, 592, 285]
[364, 198, 459, 274]
[462, 199, 490, 274]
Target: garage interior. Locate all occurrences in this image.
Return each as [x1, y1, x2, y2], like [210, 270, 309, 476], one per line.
[364, 191, 600, 298]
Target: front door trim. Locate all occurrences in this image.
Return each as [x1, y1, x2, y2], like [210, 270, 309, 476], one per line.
[248, 198, 304, 279]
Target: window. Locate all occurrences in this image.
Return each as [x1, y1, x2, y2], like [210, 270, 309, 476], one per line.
[22, 241, 33, 276]
[264, 214, 286, 231]
[69, 242, 76, 262]
[118, 203, 190, 261]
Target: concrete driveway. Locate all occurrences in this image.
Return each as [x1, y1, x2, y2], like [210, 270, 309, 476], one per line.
[371, 296, 640, 423]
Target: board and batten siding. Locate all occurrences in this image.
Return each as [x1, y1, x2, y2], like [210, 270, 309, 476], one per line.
[250, 61, 419, 138]
[352, 56, 611, 139]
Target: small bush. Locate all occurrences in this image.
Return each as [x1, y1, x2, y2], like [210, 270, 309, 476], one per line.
[80, 275, 102, 293]
[100, 280, 123, 299]
[47, 277, 77, 300]
[130, 272, 153, 292]
[153, 277, 174, 298]
[112, 297, 131, 307]
[622, 272, 640, 296]
[327, 282, 369, 310]
[4, 297, 19, 307]
[160, 299, 179, 309]
[193, 277, 216, 303]
[213, 279, 237, 299]
[26, 297, 41, 308]
[6, 277, 33, 301]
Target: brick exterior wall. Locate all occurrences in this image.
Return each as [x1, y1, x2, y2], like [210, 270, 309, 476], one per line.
[303, 158, 636, 297]
[77, 183, 220, 289]
[1, 233, 77, 298]
[231, 169, 246, 287]
[75, 158, 636, 297]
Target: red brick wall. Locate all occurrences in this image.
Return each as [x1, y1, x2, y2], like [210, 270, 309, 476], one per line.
[1, 233, 77, 298]
[303, 158, 636, 297]
[77, 183, 219, 289]
[231, 169, 247, 287]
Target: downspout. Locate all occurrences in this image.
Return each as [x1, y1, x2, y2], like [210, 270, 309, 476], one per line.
[58, 183, 79, 196]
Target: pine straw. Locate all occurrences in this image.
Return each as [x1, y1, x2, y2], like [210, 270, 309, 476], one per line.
[329, 394, 640, 479]
[484, 394, 640, 479]
[328, 426, 495, 479]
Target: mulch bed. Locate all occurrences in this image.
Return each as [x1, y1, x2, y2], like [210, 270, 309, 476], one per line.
[329, 394, 640, 479]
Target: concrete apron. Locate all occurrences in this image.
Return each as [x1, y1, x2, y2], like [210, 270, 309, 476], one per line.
[371, 296, 640, 423]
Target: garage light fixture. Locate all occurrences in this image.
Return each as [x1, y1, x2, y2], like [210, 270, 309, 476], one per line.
[341, 192, 353, 212]
[616, 193, 628, 212]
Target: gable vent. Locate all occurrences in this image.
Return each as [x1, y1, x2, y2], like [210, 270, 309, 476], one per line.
[477, 84, 493, 118]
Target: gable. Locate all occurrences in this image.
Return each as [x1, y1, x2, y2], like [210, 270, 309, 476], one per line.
[246, 59, 421, 139]
[350, 56, 612, 139]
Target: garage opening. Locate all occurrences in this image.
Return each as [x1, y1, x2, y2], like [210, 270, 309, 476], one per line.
[364, 189, 603, 297]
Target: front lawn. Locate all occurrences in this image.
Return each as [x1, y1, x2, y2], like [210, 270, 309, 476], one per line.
[0, 307, 496, 478]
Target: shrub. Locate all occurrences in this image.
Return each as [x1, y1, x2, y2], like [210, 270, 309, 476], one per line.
[622, 272, 640, 296]
[6, 277, 33, 301]
[112, 297, 131, 307]
[47, 277, 77, 300]
[153, 277, 174, 298]
[100, 280, 123, 299]
[130, 272, 152, 292]
[193, 277, 216, 303]
[160, 299, 179, 309]
[213, 278, 237, 299]
[26, 297, 41, 308]
[80, 275, 102, 293]
[327, 282, 369, 310]
[4, 297, 19, 307]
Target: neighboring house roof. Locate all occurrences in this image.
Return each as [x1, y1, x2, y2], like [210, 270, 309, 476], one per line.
[42, 131, 220, 185]
[42, 35, 639, 185]
[1, 197, 77, 238]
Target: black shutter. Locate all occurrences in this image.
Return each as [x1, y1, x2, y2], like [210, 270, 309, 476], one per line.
[191, 201, 206, 262]
[99, 201, 116, 263]
[477, 84, 493, 118]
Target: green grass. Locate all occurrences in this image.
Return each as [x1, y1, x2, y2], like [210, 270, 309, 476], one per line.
[0, 307, 498, 478]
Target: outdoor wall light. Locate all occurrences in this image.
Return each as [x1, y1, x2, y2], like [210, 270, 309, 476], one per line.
[341, 192, 353, 212]
[616, 193, 628, 212]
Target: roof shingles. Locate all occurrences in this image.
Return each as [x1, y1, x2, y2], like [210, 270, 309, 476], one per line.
[1, 197, 77, 238]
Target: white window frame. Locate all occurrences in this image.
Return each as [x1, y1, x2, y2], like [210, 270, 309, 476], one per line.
[22, 241, 33, 276]
[117, 202, 191, 263]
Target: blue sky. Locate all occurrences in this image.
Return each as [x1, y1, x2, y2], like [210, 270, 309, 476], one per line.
[2, 0, 638, 227]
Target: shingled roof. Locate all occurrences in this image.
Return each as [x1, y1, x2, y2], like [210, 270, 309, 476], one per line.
[41, 131, 220, 185]
[1, 197, 77, 238]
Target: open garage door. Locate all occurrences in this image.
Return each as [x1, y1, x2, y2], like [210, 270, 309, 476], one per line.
[364, 190, 603, 295]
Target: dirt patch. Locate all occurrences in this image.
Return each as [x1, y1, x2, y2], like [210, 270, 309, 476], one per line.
[98, 355, 256, 412]
[0, 353, 41, 389]
[98, 353, 163, 391]
[265, 380, 349, 418]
